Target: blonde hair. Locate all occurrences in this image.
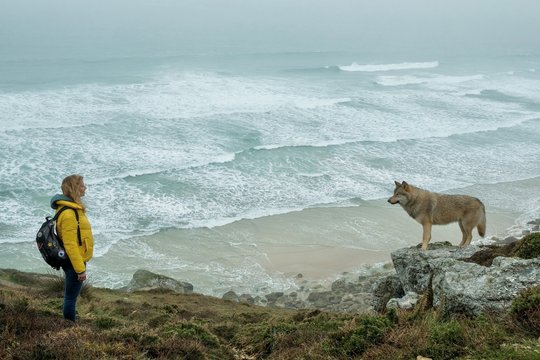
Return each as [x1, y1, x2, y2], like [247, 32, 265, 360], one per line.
[61, 174, 86, 211]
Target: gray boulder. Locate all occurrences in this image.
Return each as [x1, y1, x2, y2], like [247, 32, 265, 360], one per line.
[387, 291, 419, 310]
[238, 294, 255, 305]
[391, 242, 479, 293]
[124, 269, 193, 294]
[375, 242, 540, 316]
[431, 256, 540, 316]
[222, 290, 239, 302]
[306, 291, 341, 308]
[371, 274, 404, 312]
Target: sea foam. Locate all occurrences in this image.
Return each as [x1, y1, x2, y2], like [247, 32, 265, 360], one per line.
[375, 74, 484, 87]
[339, 61, 439, 72]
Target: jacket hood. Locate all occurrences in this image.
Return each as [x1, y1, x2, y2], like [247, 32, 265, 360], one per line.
[50, 194, 75, 209]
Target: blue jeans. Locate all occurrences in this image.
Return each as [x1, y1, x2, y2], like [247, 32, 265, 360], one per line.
[62, 263, 83, 322]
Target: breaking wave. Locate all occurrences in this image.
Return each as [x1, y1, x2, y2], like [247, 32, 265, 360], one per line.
[339, 61, 439, 72]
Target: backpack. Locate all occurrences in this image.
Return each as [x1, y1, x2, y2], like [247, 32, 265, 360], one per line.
[36, 206, 82, 270]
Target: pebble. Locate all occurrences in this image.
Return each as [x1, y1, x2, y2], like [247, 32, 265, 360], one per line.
[221, 218, 540, 313]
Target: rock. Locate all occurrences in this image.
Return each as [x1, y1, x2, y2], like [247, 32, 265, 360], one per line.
[372, 274, 404, 312]
[222, 290, 239, 302]
[306, 291, 341, 308]
[391, 242, 480, 293]
[331, 277, 367, 294]
[253, 295, 265, 305]
[124, 269, 193, 294]
[265, 292, 284, 303]
[387, 291, 419, 310]
[431, 256, 540, 316]
[463, 241, 520, 267]
[383, 242, 540, 316]
[239, 294, 255, 304]
[502, 236, 520, 244]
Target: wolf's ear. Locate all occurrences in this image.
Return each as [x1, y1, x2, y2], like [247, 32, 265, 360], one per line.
[402, 181, 410, 191]
[394, 180, 401, 187]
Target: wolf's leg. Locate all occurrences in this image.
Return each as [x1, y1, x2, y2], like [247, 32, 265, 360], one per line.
[421, 223, 432, 250]
[464, 228, 474, 246]
[462, 221, 474, 246]
[458, 220, 467, 246]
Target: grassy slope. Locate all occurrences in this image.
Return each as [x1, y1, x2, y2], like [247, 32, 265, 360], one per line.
[0, 268, 539, 360]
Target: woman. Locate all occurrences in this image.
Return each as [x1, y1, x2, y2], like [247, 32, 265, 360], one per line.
[50, 174, 94, 322]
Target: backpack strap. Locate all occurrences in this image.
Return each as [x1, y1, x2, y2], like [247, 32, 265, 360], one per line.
[54, 206, 82, 246]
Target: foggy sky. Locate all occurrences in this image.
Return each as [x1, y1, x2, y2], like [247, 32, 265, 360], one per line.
[1, 0, 539, 58]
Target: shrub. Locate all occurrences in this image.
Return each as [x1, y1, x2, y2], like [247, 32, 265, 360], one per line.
[13, 297, 30, 313]
[164, 322, 220, 348]
[385, 307, 399, 324]
[324, 316, 393, 357]
[426, 319, 466, 360]
[38, 271, 94, 299]
[234, 321, 299, 358]
[144, 338, 208, 360]
[511, 285, 540, 336]
[512, 233, 540, 259]
[79, 282, 94, 299]
[148, 314, 170, 328]
[95, 316, 119, 330]
[40, 271, 65, 295]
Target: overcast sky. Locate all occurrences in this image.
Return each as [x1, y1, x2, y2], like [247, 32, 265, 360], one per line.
[1, 0, 539, 58]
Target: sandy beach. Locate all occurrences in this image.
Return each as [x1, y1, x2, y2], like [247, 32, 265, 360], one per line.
[231, 200, 519, 280]
[0, 196, 524, 297]
[45, 195, 520, 297]
[257, 244, 392, 278]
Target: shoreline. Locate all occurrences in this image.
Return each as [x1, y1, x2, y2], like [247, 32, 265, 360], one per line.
[257, 244, 392, 279]
[1, 217, 538, 314]
[90, 200, 520, 295]
[0, 194, 528, 297]
[3, 218, 537, 315]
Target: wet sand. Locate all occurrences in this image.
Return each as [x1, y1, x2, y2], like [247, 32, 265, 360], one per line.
[0, 196, 521, 296]
[257, 244, 392, 278]
[219, 199, 519, 280]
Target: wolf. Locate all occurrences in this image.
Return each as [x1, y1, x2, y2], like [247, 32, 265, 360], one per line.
[387, 181, 486, 250]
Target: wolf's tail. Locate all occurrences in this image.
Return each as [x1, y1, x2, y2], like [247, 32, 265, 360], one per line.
[477, 203, 486, 237]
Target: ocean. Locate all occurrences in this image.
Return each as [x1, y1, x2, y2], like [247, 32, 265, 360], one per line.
[1, 2, 540, 298]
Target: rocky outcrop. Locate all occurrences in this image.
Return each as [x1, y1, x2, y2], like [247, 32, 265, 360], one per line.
[431, 256, 540, 316]
[390, 242, 480, 294]
[123, 269, 194, 294]
[373, 240, 540, 316]
[371, 274, 404, 312]
[120, 229, 539, 316]
[220, 271, 393, 313]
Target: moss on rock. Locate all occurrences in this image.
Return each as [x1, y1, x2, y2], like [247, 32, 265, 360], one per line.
[511, 232, 540, 259]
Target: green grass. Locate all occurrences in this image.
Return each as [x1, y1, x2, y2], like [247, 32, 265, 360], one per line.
[0, 268, 539, 360]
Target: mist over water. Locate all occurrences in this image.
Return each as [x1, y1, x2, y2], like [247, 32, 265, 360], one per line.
[1, 1, 539, 295]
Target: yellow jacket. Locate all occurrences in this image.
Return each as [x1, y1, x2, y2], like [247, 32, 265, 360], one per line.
[53, 199, 94, 274]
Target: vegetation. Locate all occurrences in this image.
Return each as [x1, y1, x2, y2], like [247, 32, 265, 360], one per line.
[512, 233, 540, 259]
[511, 285, 540, 337]
[1, 268, 539, 359]
[465, 232, 540, 266]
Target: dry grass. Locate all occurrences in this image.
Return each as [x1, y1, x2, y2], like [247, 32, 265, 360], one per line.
[1, 268, 539, 360]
